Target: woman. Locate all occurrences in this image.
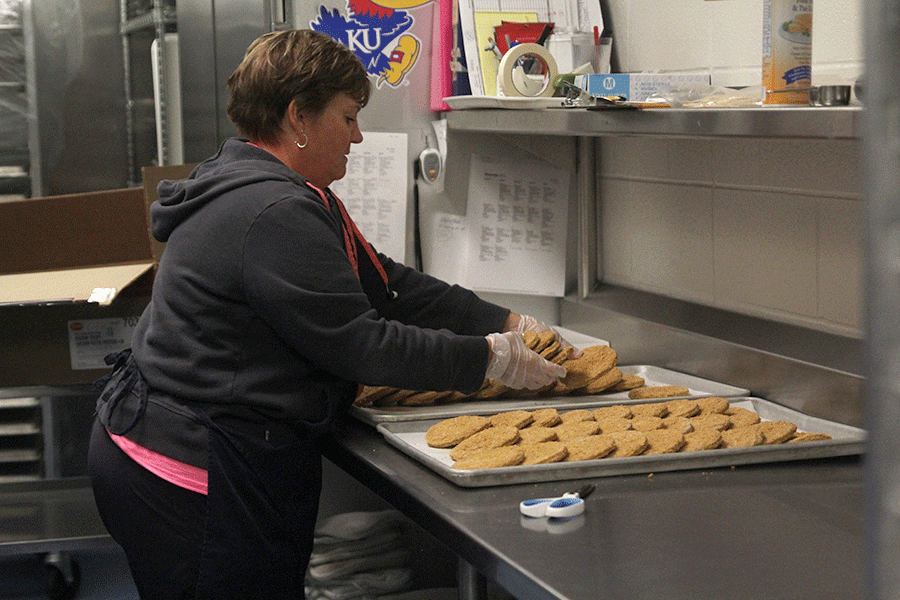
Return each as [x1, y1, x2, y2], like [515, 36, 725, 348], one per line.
[89, 29, 571, 599]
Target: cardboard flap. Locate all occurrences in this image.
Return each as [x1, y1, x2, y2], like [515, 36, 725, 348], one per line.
[0, 262, 154, 306]
[142, 164, 197, 263]
[0, 187, 153, 276]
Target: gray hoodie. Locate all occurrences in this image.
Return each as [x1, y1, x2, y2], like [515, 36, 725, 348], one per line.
[131, 138, 508, 428]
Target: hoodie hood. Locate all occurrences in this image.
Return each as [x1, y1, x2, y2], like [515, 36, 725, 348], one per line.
[151, 138, 304, 242]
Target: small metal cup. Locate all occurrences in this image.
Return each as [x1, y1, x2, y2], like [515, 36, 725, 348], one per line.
[808, 85, 851, 106]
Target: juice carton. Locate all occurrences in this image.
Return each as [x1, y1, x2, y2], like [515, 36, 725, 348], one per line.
[762, 0, 812, 104]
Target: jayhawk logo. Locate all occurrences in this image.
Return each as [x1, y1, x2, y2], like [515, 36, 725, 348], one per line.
[311, 0, 429, 89]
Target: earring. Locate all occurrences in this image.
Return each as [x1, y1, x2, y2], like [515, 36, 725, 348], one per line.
[296, 133, 309, 149]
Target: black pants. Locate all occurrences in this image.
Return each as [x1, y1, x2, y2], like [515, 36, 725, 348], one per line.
[89, 416, 322, 599]
[89, 418, 205, 599]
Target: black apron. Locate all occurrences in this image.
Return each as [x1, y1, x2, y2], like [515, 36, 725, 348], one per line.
[195, 411, 321, 600]
[96, 350, 322, 599]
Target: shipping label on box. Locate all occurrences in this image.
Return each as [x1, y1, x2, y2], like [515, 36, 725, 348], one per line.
[68, 317, 140, 370]
[575, 73, 711, 102]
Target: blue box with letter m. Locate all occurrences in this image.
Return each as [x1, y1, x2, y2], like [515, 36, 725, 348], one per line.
[575, 73, 710, 102]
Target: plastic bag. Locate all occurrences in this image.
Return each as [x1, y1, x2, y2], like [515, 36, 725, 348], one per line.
[648, 84, 764, 108]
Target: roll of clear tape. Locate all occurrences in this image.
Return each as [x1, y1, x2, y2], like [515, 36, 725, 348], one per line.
[497, 43, 558, 98]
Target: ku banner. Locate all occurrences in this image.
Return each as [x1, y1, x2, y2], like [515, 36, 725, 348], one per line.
[311, 0, 431, 89]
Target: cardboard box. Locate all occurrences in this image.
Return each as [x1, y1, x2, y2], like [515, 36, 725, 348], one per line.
[0, 187, 157, 388]
[575, 73, 711, 102]
[0, 164, 198, 388]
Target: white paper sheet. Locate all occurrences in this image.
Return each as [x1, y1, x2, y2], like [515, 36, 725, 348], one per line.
[464, 153, 569, 296]
[427, 212, 468, 284]
[330, 132, 408, 261]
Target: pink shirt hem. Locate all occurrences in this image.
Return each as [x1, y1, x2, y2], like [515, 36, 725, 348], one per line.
[107, 429, 208, 495]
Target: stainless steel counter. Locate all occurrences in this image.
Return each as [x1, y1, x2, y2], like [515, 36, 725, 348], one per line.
[323, 416, 864, 600]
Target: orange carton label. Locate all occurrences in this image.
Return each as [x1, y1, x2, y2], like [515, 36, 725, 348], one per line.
[762, 0, 812, 104]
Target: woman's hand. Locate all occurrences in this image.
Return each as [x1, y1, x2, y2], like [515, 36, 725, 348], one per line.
[503, 313, 581, 358]
[484, 332, 566, 390]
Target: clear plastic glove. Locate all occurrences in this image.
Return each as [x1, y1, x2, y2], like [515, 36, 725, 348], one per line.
[484, 331, 567, 390]
[507, 314, 581, 358]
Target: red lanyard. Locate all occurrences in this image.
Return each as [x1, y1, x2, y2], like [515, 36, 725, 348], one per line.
[304, 182, 392, 293]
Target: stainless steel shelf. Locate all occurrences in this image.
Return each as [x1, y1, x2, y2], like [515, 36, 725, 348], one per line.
[0, 449, 40, 463]
[0, 398, 39, 409]
[0, 477, 113, 556]
[0, 423, 40, 436]
[445, 105, 862, 139]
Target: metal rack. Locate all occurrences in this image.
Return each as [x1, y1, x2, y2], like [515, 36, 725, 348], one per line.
[120, 0, 176, 185]
[0, 386, 107, 599]
[0, 396, 42, 482]
[0, 0, 36, 199]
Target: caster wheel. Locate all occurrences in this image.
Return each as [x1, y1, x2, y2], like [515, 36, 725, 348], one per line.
[45, 556, 81, 600]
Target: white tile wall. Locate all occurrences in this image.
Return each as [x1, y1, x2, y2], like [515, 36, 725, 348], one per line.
[818, 197, 864, 327]
[711, 138, 763, 186]
[630, 181, 716, 303]
[758, 139, 861, 194]
[598, 177, 635, 282]
[713, 188, 819, 317]
[599, 137, 864, 336]
[595, 1, 864, 336]
[603, 0, 863, 86]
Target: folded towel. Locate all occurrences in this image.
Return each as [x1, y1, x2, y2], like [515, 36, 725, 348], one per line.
[309, 530, 403, 566]
[314, 510, 403, 544]
[376, 587, 458, 600]
[307, 548, 410, 583]
[306, 567, 413, 600]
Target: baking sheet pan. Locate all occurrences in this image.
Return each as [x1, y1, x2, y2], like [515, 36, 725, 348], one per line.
[375, 397, 867, 487]
[351, 364, 750, 426]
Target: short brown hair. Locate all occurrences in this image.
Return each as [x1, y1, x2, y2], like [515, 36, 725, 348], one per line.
[226, 30, 370, 143]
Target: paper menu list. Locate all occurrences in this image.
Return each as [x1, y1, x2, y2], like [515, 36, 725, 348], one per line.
[464, 153, 569, 296]
[329, 132, 568, 297]
[329, 132, 408, 261]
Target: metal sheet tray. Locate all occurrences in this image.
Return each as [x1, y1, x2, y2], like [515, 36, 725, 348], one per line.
[352, 365, 750, 426]
[375, 397, 866, 487]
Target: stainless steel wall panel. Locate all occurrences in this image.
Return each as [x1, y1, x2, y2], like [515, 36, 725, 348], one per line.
[30, 0, 130, 194]
[209, 0, 268, 148]
[178, 0, 221, 162]
[562, 298, 866, 429]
